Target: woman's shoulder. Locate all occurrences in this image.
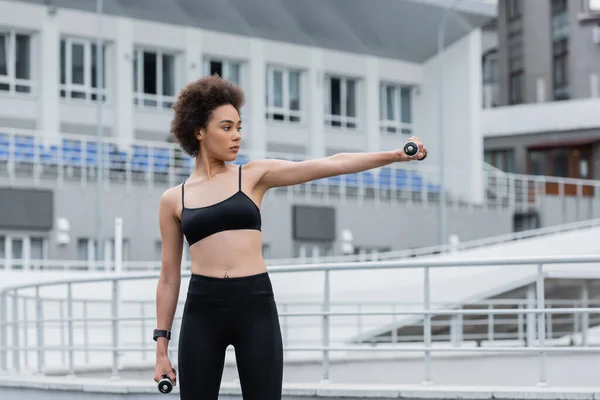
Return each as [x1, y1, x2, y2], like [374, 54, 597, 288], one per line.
[160, 183, 184, 209]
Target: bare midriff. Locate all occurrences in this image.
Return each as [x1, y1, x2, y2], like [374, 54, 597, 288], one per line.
[188, 230, 266, 278]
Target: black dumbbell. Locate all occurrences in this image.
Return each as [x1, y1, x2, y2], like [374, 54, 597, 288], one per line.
[403, 141, 419, 157]
[157, 369, 176, 394]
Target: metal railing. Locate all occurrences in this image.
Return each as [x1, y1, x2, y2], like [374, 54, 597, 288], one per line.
[1, 255, 600, 386]
[2, 127, 598, 210]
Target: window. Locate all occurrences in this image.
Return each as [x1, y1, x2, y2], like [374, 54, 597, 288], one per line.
[551, 0, 569, 100]
[60, 38, 107, 102]
[325, 76, 357, 129]
[506, 0, 524, 105]
[77, 237, 130, 263]
[379, 83, 412, 135]
[0, 235, 46, 269]
[509, 71, 524, 104]
[549, 149, 569, 177]
[0, 30, 32, 94]
[506, 0, 521, 20]
[204, 58, 241, 85]
[484, 149, 515, 173]
[266, 66, 301, 123]
[133, 49, 177, 109]
[482, 50, 499, 108]
[528, 151, 546, 176]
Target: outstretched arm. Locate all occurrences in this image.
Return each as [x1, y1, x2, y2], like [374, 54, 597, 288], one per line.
[255, 136, 427, 190]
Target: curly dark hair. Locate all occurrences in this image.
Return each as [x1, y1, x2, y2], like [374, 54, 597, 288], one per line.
[170, 75, 245, 157]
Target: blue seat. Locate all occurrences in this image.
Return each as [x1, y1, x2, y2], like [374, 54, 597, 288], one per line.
[152, 148, 170, 173]
[395, 170, 408, 189]
[14, 136, 34, 162]
[328, 175, 341, 186]
[411, 174, 424, 190]
[110, 151, 127, 169]
[345, 173, 359, 187]
[41, 145, 59, 165]
[427, 183, 440, 192]
[361, 171, 375, 187]
[379, 168, 392, 189]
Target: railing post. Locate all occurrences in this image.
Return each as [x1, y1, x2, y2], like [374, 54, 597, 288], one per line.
[581, 282, 589, 346]
[488, 304, 494, 343]
[140, 302, 147, 361]
[423, 265, 432, 385]
[321, 269, 330, 383]
[12, 290, 20, 372]
[391, 304, 398, 344]
[67, 283, 75, 377]
[35, 286, 44, 375]
[60, 300, 65, 365]
[282, 304, 289, 347]
[83, 300, 89, 364]
[1, 291, 7, 371]
[22, 296, 29, 369]
[536, 263, 547, 387]
[110, 279, 120, 380]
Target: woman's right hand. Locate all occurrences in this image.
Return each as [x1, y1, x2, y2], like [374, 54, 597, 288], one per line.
[154, 355, 177, 386]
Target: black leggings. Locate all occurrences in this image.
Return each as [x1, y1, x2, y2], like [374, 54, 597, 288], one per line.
[178, 272, 283, 399]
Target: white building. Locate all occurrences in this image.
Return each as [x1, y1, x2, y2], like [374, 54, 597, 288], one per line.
[0, 0, 507, 263]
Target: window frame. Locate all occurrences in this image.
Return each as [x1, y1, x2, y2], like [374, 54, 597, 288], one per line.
[0, 29, 33, 95]
[324, 74, 359, 130]
[132, 47, 178, 110]
[265, 65, 302, 124]
[379, 82, 413, 136]
[60, 36, 108, 103]
[203, 57, 242, 85]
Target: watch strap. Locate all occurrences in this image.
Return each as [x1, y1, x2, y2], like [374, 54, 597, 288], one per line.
[153, 329, 171, 341]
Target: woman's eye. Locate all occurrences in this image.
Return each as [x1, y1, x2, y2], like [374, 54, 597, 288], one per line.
[223, 126, 230, 131]
[237, 127, 242, 132]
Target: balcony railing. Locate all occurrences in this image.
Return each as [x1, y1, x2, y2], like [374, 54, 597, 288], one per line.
[1, 255, 600, 386]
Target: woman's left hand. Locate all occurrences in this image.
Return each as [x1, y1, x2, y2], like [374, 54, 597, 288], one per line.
[397, 136, 427, 162]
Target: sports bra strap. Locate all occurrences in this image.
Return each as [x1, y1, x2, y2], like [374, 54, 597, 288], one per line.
[238, 165, 242, 191]
[181, 180, 186, 208]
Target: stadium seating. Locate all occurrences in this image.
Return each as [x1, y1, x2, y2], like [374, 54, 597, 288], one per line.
[0, 133, 440, 192]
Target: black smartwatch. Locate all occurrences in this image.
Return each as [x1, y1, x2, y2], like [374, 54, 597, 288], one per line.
[153, 329, 171, 341]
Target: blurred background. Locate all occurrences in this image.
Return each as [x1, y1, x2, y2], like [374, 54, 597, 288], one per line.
[1, 0, 600, 397]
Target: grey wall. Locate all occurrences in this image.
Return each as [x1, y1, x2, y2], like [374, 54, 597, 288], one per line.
[2, 178, 513, 262]
[539, 195, 600, 227]
[523, 0, 552, 104]
[484, 128, 600, 175]
[0, 117, 36, 130]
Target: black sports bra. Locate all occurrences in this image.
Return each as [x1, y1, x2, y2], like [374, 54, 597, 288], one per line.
[180, 165, 262, 246]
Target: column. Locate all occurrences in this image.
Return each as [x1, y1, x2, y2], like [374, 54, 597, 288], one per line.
[184, 28, 203, 84]
[113, 18, 134, 147]
[38, 13, 60, 136]
[309, 48, 325, 159]
[248, 39, 267, 160]
[365, 56, 380, 153]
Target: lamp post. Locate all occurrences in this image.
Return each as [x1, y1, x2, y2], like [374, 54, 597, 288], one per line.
[436, 0, 477, 246]
[95, 0, 104, 266]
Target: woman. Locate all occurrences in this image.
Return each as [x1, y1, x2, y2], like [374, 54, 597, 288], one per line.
[153, 75, 427, 399]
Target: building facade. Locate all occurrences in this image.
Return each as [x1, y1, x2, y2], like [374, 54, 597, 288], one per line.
[482, 0, 600, 187]
[0, 0, 502, 264]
